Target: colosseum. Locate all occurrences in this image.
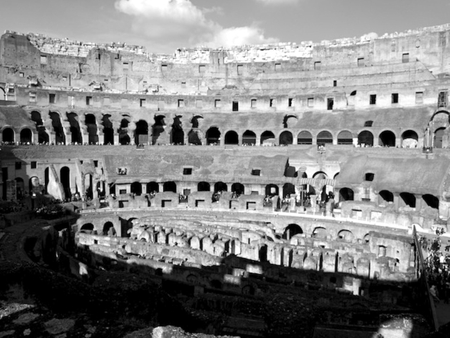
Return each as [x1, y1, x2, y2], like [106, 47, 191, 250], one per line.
[1, 23, 450, 338]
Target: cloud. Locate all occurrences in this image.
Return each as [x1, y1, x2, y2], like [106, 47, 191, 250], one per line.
[254, 0, 300, 5]
[114, 0, 278, 52]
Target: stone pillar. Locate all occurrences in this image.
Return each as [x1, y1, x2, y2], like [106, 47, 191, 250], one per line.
[159, 182, 164, 193]
[142, 183, 147, 195]
[278, 184, 284, 198]
[393, 193, 400, 210]
[415, 194, 422, 211]
[98, 130, 105, 145]
[184, 133, 189, 146]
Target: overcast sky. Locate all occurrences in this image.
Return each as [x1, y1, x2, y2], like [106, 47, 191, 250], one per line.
[1, 0, 450, 53]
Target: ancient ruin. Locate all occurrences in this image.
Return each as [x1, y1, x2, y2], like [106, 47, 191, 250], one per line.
[2, 23, 450, 337]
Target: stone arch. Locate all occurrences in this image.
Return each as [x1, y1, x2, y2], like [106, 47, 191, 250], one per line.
[400, 192, 416, 208]
[85, 114, 98, 144]
[279, 130, 293, 145]
[339, 187, 354, 201]
[260, 130, 275, 145]
[67, 112, 82, 144]
[191, 115, 203, 128]
[135, 119, 148, 145]
[206, 127, 221, 145]
[214, 182, 228, 192]
[152, 115, 166, 145]
[313, 171, 328, 179]
[197, 181, 210, 192]
[171, 115, 184, 145]
[2, 127, 15, 143]
[102, 114, 114, 145]
[283, 115, 298, 128]
[19, 128, 32, 144]
[317, 130, 333, 144]
[118, 118, 131, 145]
[147, 182, 159, 194]
[60, 166, 71, 199]
[31, 111, 49, 144]
[80, 223, 94, 233]
[312, 227, 327, 239]
[49, 112, 65, 144]
[103, 221, 116, 236]
[0, 86, 5, 100]
[283, 223, 303, 240]
[224, 130, 238, 145]
[423, 194, 439, 209]
[337, 130, 353, 145]
[338, 229, 354, 242]
[265, 184, 279, 196]
[283, 183, 295, 197]
[130, 182, 142, 196]
[297, 130, 312, 145]
[378, 130, 396, 147]
[163, 181, 177, 193]
[231, 183, 245, 195]
[435, 127, 445, 148]
[242, 130, 256, 145]
[401, 129, 419, 148]
[358, 130, 373, 146]
[379, 190, 394, 203]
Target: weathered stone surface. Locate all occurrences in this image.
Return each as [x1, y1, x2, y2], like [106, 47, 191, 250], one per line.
[12, 312, 39, 325]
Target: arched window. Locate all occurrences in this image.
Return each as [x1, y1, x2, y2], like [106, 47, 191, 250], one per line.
[135, 120, 148, 145]
[85, 114, 98, 144]
[206, 127, 221, 145]
[242, 130, 256, 145]
[379, 130, 396, 147]
[260, 130, 275, 145]
[163, 181, 177, 193]
[2, 127, 14, 143]
[279, 131, 293, 145]
[283, 224, 303, 240]
[402, 130, 419, 148]
[317, 130, 333, 144]
[339, 188, 354, 201]
[358, 130, 374, 147]
[197, 181, 210, 192]
[297, 131, 312, 145]
[379, 190, 394, 203]
[224, 130, 238, 145]
[423, 194, 439, 209]
[130, 182, 142, 196]
[19, 128, 32, 144]
[400, 192, 416, 208]
[337, 130, 353, 145]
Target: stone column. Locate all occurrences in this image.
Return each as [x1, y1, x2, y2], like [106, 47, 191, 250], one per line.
[159, 182, 164, 193]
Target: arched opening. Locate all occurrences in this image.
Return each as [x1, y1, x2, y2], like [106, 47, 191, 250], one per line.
[130, 182, 142, 196]
[400, 192, 416, 208]
[214, 182, 228, 192]
[85, 114, 98, 144]
[297, 130, 313, 145]
[339, 187, 354, 201]
[337, 130, 353, 145]
[401, 130, 419, 148]
[103, 222, 116, 236]
[242, 130, 256, 145]
[379, 130, 396, 147]
[231, 183, 245, 195]
[188, 130, 202, 145]
[31, 111, 49, 144]
[29, 176, 40, 195]
[283, 183, 295, 198]
[135, 120, 148, 145]
[60, 166, 71, 199]
[147, 182, 159, 194]
[152, 115, 166, 145]
[19, 128, 32, 144]
[259, 244, 268, 262]
[80, 223, 94, 233]
[118, 118, 131, 145]
[423, 194, 439, 209]
[15, 177, 24, 199]
[260, 130, 275, 145]
[279, 131, 293, 145]
[206, 127, 221, 145]
[0, 87, 5, 100]
[224, 130, 239, 145]
[67, 113, 82, 144]
[283, 224, 303, 240]
[2, 127, 14, 143]
[171, 116, 184, 145]
[265, 184, 279, 197]
[312, 227, 327, 239]
[379, 190, 394, 203]
[338, 230, 354, 242]
[49, 112, 65, 144]
[317, 130, 333, 144]
[197, 181, 210, 192]
[358, 130, 374, 147]
[434, 128, 445, 148]
[84, 174, 93, 200]
[102, 114, 114, 145]
[163, 181, 177, 193]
